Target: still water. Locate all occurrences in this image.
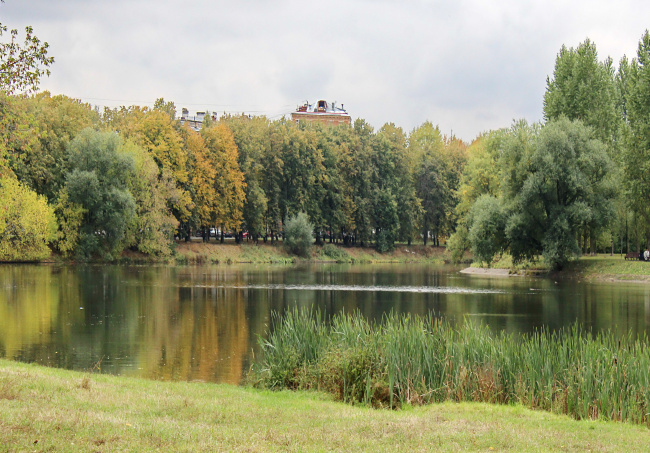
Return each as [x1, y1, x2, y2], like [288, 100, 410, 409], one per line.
[2, 263, 650, 384]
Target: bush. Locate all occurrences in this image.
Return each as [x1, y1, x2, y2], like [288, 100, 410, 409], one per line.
[283, 212, 313, 257]
[319, 243, 350, 262]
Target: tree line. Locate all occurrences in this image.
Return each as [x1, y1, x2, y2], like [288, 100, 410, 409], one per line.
[448, 31, 650, 269]
[0, 92, 467, 260]
[2, 26, 650, 267]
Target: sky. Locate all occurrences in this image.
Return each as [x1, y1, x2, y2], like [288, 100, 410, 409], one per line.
[2, 0, 649, 141]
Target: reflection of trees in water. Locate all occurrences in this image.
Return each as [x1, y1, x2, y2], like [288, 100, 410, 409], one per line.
[0, 266, 83, 360]
[125, 268, 250, 384]
[4, 263, 650, 383]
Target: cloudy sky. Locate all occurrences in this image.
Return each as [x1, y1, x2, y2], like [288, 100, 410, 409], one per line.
[2, 0, 648, 140]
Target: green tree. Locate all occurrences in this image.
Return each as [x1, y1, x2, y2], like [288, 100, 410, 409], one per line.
[121, 140, 179, 256]
[544, 39, 619, 145]
[278, 122, 325, 230]
[467, 195, 507, 266]
[15, 93, 98, 201]
[512, 119, 613, 269]
[447, 131, 504, 262]
[224, 115, 270, 242]
[65, 129, 136, 259]
[621, 31, 650, 247]
[350, 119, 376, 247]
[283, 211, 313, 257]
[544, 39, 622, 254]
[464, 119, 615, 270]
[0, 0, 54, 94]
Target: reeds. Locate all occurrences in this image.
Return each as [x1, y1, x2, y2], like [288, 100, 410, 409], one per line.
[252, 309, 650, 426]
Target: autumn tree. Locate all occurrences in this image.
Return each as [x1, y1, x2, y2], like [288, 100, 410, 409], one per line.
[183, 126, 216, 239]
[0, 176, 56, 261]
[121, 140, 179, 256]
[224, 115, 270, 242]
[104, 102, 194, 224]
[201, 122, 246, 239]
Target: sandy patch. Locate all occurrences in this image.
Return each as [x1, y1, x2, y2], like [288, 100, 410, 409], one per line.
[460, 268, 512, 277]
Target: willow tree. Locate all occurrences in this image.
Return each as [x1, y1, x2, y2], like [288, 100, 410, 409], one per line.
[65, 128, 136, 259]
[466, 118, 615, 270]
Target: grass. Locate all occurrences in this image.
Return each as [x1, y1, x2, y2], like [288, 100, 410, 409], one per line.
[564, 254, 650, 281]
[469, 253, 550, 273]
[170, 240, 448, 265]
[1, 359, 649, 452]
[252, 310, 650, 427]
[467, 253, 650, 281]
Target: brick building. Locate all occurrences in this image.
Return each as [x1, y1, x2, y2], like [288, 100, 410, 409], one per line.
[291, 100, 351, 126]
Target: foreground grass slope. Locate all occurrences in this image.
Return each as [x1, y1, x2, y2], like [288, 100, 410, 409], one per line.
[1, 359, 648, 452]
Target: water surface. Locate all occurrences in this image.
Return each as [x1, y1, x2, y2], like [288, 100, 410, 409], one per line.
[2, 263, 649, 384]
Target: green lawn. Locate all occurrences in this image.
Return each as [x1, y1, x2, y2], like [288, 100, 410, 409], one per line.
[565, 254, 650, 280]
[469, 253, 650, 281]
[1, 359, 647, 452]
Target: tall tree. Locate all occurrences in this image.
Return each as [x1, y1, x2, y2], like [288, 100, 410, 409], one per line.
[121, 140, 179, 256]
[621, 31, 650, 246]
[224, 115, 270, 241]
[201, 122, 246, 238]
[543, 39, 619, 146]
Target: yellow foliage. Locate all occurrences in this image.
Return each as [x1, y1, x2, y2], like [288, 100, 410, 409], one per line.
[0, 177, 56, 261]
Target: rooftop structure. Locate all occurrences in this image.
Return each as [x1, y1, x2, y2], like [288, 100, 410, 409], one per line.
[179, 108, 217, 131]
[291, 100, 351, 126]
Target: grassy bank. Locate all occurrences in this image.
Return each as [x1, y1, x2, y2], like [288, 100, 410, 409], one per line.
[563, 254, 650, 282]
[1, 360, 648, 452]
[253, 310, 650, 427]
[170, 240, 447, 265]
[469, 253, 650, 281]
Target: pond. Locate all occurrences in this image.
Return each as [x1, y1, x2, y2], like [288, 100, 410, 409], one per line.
[1, 263, 649, 384]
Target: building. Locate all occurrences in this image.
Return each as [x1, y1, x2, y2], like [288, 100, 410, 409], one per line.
[179, 108, 217, 131]
[291, 100, 351, 126]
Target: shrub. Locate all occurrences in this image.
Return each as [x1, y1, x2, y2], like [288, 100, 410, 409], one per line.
[283, 212, 313, 257]
[319, 243, 350, 262]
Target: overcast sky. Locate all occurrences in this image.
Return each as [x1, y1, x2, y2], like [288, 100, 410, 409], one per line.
[2, 0, 648, 141]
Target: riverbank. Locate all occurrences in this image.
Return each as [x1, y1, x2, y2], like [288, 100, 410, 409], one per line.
[169, 240, 448, 265]
[465, 254, 650, 282]
[1, 359, 647, 452]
